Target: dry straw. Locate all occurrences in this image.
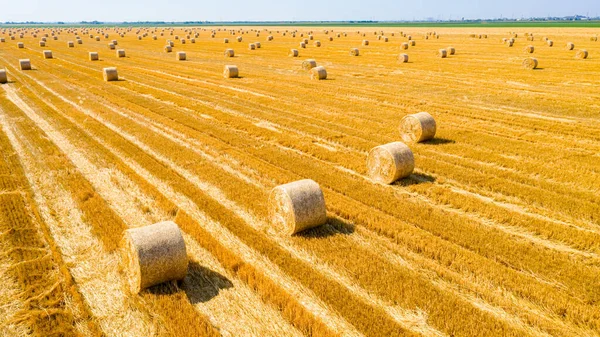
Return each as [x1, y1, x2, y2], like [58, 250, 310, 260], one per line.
[224, 38, 229, 43]
[165, 45, 172, 52]
[398, 53, 409, 63]
[255, 42, 261, 48]
[109, 43, 115, 50]
[224, 49, 234, 57]
[399, 112, 437, 143]
[19, 59, 31, 70]
[17, 42, 24, 48]
[524, 45, 534, 54]
[350, 48, 359, 56]
[310, 66, 327, 80]
[0, 69, 7, 84]
[401, 42, 409, 50]
[39, 41, 45, 47]
[367, 142, 415, 184]
[447, 47, 455, 55]
[410, 40, 416, 46]
[547, 40, 553, 47]
[248, 43, 256, 50]
[269, 179, 327, 235]
[576, 50, 588, 59]
[566, 42, 574, 50]
[43, 50, 53, 59]
[116, 49, 126, 57]
[289, 49, 299, 57]
[103, 67, 118, 81]
[438, 49, 448, 58]
[68, 41, 74, 47]
[314, 40, 321, 47]
[121, 221, 188, 294]
[300, 42, 306, 48]
[522, 58, 538, 69]
[89, 52, 99, 61]
[177, 51, 186, 60]
[237, 36, 243, 42]
[362, 40, 369, 46]
[591, 36, 598, 41]
[302, 59, 317, 70]
[224, 65, 239, 78]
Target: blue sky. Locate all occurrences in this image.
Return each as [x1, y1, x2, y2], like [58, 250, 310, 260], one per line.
[1, 0, 598, 22]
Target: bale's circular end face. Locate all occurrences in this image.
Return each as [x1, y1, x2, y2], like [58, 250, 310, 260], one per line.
[399, 112, 437, 143]
[367, 142, 415, 184]
[121, 221, 188, 294]
[269, 179, 327, 235]
[522, 58, 538, 69]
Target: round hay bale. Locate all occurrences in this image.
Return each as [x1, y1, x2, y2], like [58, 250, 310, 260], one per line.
[447, 47, 455, 55]
[528, 36, 534, 41]
[362, 40, 369, 46]
[566, 42, 574, 50]
[547, 40, 553, 47]
[300, 42, 306, 48]
[111, 40, 118, 45]
[437, 49, 447, 58]
[169, 41, 175, 47]
[399, 112, 437, 143]
[109, 43, 115, 50]
[224, 49, 235, 57]
[576, 49, 588, 59]
[507, 40, 514, 47]
[522, 57, 538, 70]
[224, 38, 229, 43]
[302, 59, 317, 70]
[0, 38, 5, 42]
[89, 52, 99, 61]
[310, 66, 327, 80]
[0, 69, 8, 84]
[367, 142, 415, 184]
[268, 179, 327, 235]
[68, 41, 74, 47]
[289, 49, 299, 57]
[350, 48, 359, 56]
[383, 37, 389, 42]
[407, 35, 412, 40]
[43, 50, 53, 59]
[77, 39, 83, 44]
[165, 45, 172, 52]
[103, 67, 118, 81]
[39, 41, 46, 47]
[398, 53, 409, 63]
[314, 40, 321, 47]
[121, 221, 188, 294]
[177, 51, 186, 61]
[17, 42, 24, 48]
[267, 35, 273, 41]
[401, 42, 409, 50]
[591, 36, 598, 42]
[116, 49, 126, 58]
[237, 36, 243, 42]
[524, 45, 534, 54]
[19, 59, 31, 70]
[410, 40, 416, 46]
[224, 65, 239, 78]
[153, 35, 158, 40]
[180, 39, 186, 44]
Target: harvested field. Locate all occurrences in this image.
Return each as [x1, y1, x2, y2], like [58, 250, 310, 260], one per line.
[1, 25, 599, 337]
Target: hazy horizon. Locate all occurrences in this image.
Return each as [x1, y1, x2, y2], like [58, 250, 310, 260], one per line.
[1, 0, 598, 23]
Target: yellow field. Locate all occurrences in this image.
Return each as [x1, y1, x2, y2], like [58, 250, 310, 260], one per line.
[0, 25, 599, 337]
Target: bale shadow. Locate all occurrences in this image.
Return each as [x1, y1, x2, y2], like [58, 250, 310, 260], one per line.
[533, 68, 545, 70]
[181, 261, 233, 304]
[422, 137, 455, 145]
[295, 216, 355, 239]
[392, 172, 436, 187]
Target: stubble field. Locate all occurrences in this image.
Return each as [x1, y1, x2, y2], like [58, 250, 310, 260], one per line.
[0, 25, 599, 337]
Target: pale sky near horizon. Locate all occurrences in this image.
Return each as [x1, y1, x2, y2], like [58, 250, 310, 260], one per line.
[1, 0, 598, 22]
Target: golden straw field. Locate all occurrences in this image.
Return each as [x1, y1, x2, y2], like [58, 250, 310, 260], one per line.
[0, 25, 599, 337]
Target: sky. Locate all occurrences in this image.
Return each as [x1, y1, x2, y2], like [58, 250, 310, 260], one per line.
[0, 0, 598, 22]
